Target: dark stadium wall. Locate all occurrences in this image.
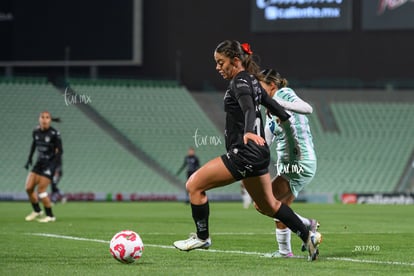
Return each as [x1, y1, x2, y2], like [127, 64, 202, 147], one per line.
[2, 0, 414, 90]
[134, 0, 414, 90]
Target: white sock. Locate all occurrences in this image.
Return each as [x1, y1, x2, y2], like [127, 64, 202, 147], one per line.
[295, 212, 310, 227]
[276, 228, 291, 255]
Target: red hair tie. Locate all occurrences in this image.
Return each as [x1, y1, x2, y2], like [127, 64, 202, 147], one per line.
[241, 43, 253, 55]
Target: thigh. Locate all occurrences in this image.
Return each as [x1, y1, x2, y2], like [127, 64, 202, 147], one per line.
[186, 157, 235, 194]
[37, 175, 52, 193]
[25, 172, 38, 190]
[243, 173, 280, 216]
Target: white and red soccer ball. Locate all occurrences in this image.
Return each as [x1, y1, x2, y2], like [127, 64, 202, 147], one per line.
[109, 230, 144, 264]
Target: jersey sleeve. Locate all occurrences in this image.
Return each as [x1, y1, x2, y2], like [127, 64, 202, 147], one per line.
[27, 130, 36, 161]
[260, 88, 290, 122]
[275, 88, 313, 114]
[232, 76, 258, 134]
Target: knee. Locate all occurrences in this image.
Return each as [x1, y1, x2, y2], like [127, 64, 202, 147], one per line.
[254, 200, 280, 217]
[25, 184, 35, 194]
[253, 202, 265, 215]
[185, 174, 199, 195]
[38, 192, 49, 200]
[253, 202, 275, 217]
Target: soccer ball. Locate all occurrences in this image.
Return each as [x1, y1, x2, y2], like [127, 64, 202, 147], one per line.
[109, 230, 144, 264]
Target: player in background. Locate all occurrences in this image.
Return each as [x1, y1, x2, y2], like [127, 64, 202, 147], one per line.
[24, 111, 63, 222]
[50, 158, 66, 204]
[173, 40, 321, 261]
[260, 69, 319, 257]
[176, 147, 200, 203]
[241, 183, 252, 209]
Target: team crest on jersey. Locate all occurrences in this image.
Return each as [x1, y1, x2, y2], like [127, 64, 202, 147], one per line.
[35, 135, 39, 140]
[45, 136, 50, 142]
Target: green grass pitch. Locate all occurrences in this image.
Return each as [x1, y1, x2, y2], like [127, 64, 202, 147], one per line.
[1, 202, 413, 275]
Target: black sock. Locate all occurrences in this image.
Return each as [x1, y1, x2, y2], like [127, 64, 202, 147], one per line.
[273, 203, 309, 243]
[32, 202, 41, 213]
[45, 207, 54, 217]
[191, 202, 209, 240]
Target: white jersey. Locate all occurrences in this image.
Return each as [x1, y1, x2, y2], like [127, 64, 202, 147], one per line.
[265, 87, 316, 162]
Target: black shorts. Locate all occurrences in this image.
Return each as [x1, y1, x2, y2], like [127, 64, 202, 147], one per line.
[32, 161, 56, 181]
[221, 141, 270, 181]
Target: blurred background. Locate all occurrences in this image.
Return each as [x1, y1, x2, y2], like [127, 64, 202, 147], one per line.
[1, 0, 413, 204]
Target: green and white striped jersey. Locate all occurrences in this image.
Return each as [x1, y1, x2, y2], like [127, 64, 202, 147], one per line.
[266, 87, 316, 162]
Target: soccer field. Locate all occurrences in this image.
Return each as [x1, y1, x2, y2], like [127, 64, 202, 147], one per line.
[1, 202, 413, 275]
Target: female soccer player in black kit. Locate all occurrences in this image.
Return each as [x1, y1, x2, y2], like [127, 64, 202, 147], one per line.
[24, 111, 63, 223]
[174, 40, 321, 261]
[176, 147, 200, 203]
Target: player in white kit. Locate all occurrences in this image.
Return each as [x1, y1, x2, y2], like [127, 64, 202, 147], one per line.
[260, 69, 319, 258]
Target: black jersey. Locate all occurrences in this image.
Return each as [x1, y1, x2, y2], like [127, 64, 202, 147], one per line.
[184, 155, 200, 174]
[177, 154, 200, 177]
[223, 71, 290, 151]
[28, 126, 63, 164]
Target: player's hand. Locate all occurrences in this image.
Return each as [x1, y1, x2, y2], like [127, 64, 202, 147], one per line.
[24, 159, 32, 170]
[243, 132, 265, 146]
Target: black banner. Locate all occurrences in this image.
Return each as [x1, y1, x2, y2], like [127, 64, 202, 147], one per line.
[251, 0, 352, 32]
[363, 0, 414, 30]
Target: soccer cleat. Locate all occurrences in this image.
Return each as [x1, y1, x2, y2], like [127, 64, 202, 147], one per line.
[262, 251, 294, 258]
[37, 216, 56, 223]
[302, 219, 320, 251]
[309, 219, 320, 232]
[25, 211, 43, 221]
[173, 233, 211, 251]
[305, 231, 322, 261]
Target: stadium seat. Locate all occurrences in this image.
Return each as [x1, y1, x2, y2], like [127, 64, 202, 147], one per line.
[0, 82, 181, 195]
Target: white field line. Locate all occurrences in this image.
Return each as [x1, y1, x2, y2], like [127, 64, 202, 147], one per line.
[27, 233, 414, 266]
[138, 231, 408, 235]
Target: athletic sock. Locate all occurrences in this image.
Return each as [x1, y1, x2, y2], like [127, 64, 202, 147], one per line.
[191, 201, 209, 240]
[276, 228, 292, 255]
[32, 202, 41, 213]
[45, 207, 54, 217]
[295, 212, 310, 227]
[273, 203, 309, 243]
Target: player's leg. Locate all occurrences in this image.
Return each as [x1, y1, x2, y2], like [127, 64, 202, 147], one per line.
[36, 175, 56, 222]
[51, 169, 66, 203]
[265, 175, 320, 257]
[241, 183, 252, 209]
[243, 173, 321, 261]
[51, 171, 60, 202]
[174, 157, 235, 251]
[267, 176, 295, 257]
[25, 172, 43, 221]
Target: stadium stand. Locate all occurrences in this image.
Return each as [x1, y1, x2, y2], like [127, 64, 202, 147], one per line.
[196, 90, 414, 195]
[0, 80, 181, 196]
[306, 102, 414, 194]
[68, 80, 239, 194]
[1, 78, 413, 200]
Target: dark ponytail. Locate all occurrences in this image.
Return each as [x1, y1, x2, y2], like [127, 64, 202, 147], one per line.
[215, 40, 262, 80]
[261, 69, 288, 88]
